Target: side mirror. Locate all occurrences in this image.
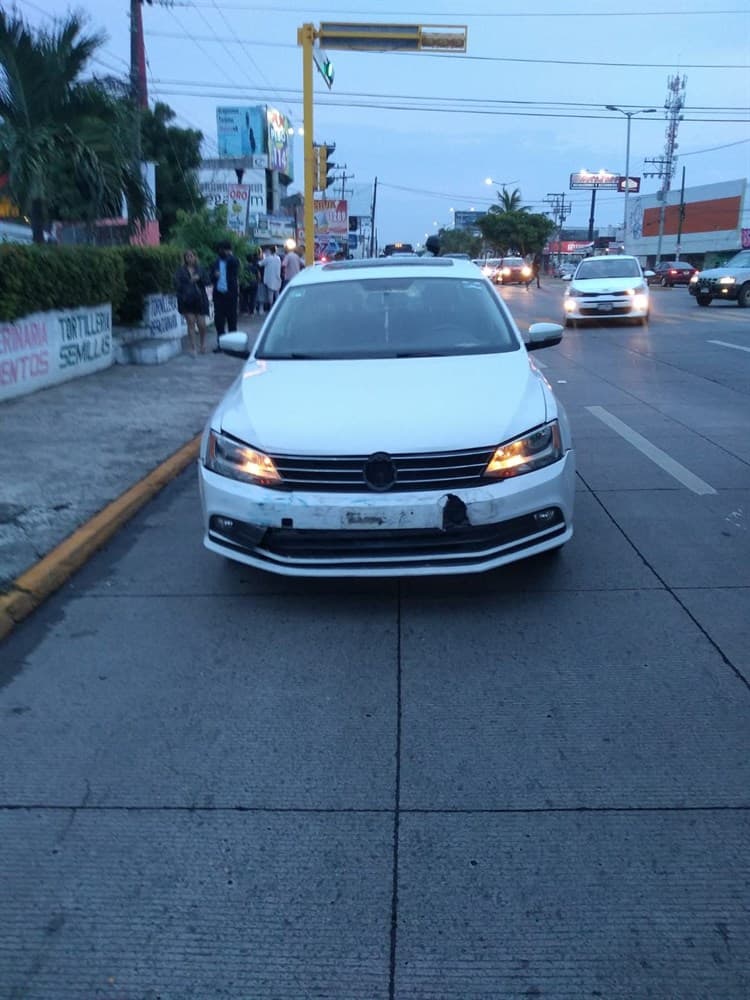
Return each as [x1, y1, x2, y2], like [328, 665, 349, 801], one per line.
[562, 273, 573, 281]
[218, 331, 251, 358]
[643, 270, 655, 278]
[525, 322, 563, 351]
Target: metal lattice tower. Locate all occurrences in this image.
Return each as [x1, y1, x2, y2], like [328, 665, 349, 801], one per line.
[644, 74, 687, 263]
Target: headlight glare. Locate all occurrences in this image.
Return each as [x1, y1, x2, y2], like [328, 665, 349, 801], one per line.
[204, 430, 281, 485]
[718, 276, 736, 285]
[484, 422, 563, 480]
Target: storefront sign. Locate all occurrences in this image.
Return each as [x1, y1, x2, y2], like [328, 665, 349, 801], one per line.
[0, 303, 113, 401]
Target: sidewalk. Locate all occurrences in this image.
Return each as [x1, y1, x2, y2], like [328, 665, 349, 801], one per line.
[0, 315, 263, 595]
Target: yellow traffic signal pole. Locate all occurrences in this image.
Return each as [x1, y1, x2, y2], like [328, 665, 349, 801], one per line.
[297, 23, 466, 267]
[298, 23, 316, 268]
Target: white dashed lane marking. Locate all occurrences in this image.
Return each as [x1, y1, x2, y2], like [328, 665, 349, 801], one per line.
[708, 340, 750, 355]
[586, 406, 718, 496]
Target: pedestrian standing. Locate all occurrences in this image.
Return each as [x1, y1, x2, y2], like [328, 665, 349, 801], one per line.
[281, 245, 303, 288]
[240, 252, 261, 315]
[532, 251, 542, 288]
[259, 245, 282, 312]
[174, 250, 210, 356]
[210, 240, 239, 352]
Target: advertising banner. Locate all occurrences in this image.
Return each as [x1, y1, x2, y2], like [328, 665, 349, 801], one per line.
[216, 106, 267, 158]
[312, 199, 348, 257]
[0, 304, 113, 402]
[198, 169, 267, 229]
[266, 107, 293, 180]
[570, 170, 619, 190]
[251, 214, 296, 245]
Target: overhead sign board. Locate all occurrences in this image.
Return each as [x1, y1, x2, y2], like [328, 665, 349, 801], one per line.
[570, 170, 619, 191]
[318, 22, 466, 52]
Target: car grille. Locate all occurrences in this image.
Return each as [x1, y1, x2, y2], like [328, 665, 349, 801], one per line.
[268, 446, 497, 492]
[211, 509, 566, 566]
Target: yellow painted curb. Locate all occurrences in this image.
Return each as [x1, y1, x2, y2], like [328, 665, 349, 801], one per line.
[0, 434, 202, 642]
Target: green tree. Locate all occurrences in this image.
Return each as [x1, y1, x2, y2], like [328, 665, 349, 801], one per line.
[492, 187, 528, 214]
[479, 209, 555, 257]
[141, 102, 204, 241]
[435, 226, 483, 257]
[0, 11, 149, 243]
[170, 203, 255, 268]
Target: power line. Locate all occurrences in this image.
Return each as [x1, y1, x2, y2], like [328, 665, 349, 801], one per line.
[144, 29, 747, 70]
[151, 88, 750, 124]
[148, 79, 748, 114]
[153, 2, 750, 17]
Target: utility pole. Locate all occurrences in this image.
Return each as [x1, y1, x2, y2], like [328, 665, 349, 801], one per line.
[369, 177, 378, 258]
[545, 192, 571, 269]
[130, 0, 149, 111]
[675, 166, 686, 260]
[644, 73, 686, 266]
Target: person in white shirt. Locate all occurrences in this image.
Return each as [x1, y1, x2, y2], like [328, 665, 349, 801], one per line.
[258, 245, 282, 311]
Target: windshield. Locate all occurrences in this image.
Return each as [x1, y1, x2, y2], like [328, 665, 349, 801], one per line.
[256, 276, 520, 360]
[575, 258, 642, 279]
[727, 251, 750, 267]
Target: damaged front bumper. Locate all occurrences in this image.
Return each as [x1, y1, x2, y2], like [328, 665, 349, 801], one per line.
[198, 450, 576, 577]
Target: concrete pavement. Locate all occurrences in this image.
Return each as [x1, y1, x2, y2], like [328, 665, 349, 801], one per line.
[0, 315, 263, 638]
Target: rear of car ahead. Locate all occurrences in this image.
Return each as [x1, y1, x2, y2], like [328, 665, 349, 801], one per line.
[200, 260, 575, 577]
[563, 255, 650, 326]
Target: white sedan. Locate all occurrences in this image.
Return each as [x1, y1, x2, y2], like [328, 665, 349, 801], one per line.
[199, 258, 575, 577]
[563, 254, 652, 326]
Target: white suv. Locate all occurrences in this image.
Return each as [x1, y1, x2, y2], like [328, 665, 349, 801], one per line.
[563, 254, 651, 327]
[688, 250, 750, 308]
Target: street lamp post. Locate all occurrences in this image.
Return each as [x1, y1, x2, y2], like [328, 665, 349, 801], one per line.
[605, 106, 656, 253]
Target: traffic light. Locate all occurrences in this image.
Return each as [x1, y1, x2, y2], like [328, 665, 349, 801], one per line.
[311, 144, 321, 191]
[317, 143, 336, 190]
[321, 57, 334, 88]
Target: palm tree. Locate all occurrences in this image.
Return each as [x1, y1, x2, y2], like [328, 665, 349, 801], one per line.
[493, 187, 529, 214]
[0, 11, 149, 242]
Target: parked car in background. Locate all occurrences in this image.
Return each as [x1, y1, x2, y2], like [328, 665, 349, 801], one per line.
[563, 254, 653, 326]
[202, 257, 575, 577]
[499, 256, 532, 285]
[688, 250, 750, 307]
[648, 261, 697, 287]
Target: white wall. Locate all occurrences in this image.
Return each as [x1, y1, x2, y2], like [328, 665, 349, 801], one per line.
[0, 303, 113, 402]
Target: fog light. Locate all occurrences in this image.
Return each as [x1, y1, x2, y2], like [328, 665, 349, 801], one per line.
[533, 508, 557, 525]
[214, 516, 235, 532]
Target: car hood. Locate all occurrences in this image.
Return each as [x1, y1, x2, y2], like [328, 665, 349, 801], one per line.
[570, 276, 645, 293]
[696, 265, 750, 278]
[218, 352, 549, 454]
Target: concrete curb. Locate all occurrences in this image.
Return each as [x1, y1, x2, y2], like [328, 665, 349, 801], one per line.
[0, 434, 202, 643]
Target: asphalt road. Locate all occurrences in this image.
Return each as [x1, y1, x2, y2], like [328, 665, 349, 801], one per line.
[2, 281, 749, 999]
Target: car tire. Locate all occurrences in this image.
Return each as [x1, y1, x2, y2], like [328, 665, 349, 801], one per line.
[564, 318, 577, 329]
[696, 293, 712, 307]
[737, 282, 750, 308]
[640, 313, 650, 326]
[660, 276, 668, 287]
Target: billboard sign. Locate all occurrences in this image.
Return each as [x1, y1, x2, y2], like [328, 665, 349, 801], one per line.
[570, 170, 619, 190]
[199, 169, 267, 231]
[297, 199, 349, 257]
[617, 176, 641, 193]
[266, 107, 293, 179]
[216, 106, 267, 158]
[628, 179, 747, 255]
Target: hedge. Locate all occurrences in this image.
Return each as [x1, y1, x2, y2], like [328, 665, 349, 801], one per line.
[0, 244, 183, 324]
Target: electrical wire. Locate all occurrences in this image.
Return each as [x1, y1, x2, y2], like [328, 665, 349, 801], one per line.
[155, 2, 749, 17]
[144, 29, 748, 70]
[151, 87, 750, 123]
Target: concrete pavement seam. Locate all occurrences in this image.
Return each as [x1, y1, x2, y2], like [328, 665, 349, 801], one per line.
[0, 434, 201, 643]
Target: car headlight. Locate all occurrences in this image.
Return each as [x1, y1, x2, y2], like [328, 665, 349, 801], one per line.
[632, 293, 649, 310]
[521, 266, 532, 278]
[502, 267, 510, 276]
[718, 276, 736, 285]
[689, 273, 700, 283]
[565, 286, 582, 297]
[484, 421, 563, 480]
[203, 429, 281, 486]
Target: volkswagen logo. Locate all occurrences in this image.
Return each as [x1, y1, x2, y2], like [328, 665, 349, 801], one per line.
[364, 452, 396, 492]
